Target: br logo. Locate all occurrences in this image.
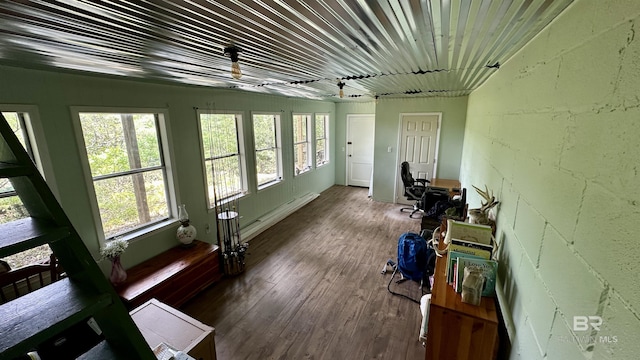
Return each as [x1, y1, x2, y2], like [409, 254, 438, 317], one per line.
[573, 316, 602, 331]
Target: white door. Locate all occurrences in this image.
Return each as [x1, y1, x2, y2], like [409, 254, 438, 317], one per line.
[346, 114, 375, 188]
[396, 113, 441, 204]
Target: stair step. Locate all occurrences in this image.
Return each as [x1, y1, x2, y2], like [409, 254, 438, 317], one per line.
[77, 340, 123, 360]
[0, 217, 70, 258]
[0, 162, 33, 177]
[0, 278, 112, 358]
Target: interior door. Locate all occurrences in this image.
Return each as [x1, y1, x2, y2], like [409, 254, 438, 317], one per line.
[396, 113, 440, 204]
[346, 114, 375, 188]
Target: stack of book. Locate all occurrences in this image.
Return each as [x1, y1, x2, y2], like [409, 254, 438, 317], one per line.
[444, 220, 498, 297]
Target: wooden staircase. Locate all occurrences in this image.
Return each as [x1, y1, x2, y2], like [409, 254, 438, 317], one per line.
[0, 113, 154, 359]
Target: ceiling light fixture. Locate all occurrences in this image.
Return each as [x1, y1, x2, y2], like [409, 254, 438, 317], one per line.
[224, 45, 242, 80]
[337, 79, 345, 98]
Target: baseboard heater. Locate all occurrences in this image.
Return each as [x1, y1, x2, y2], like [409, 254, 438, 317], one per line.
[241, 192, 320, 242]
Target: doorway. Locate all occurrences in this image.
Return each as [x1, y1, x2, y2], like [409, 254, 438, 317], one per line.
[346, 114, 375, 188]
[396, 113, 441, 204]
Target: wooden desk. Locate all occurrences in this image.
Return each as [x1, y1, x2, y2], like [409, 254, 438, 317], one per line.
[429, 178, 461, 197]
[116, 240, 222, 309]
[425, 224, 498, 360]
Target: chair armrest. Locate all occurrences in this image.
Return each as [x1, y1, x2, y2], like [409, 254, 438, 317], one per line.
[415, 178, 430, 186]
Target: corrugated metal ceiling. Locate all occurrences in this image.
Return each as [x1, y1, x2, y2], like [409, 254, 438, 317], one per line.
[0, 0, 574, 101]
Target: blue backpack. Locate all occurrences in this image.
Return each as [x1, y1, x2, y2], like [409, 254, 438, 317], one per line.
[397, 232, 436, 281]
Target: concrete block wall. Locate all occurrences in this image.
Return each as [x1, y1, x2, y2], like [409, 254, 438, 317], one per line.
[460, 0, 640, 359]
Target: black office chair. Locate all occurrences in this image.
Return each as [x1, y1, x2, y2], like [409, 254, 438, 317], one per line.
[421, 187, 452, 217]
[399, 161, 430, 218]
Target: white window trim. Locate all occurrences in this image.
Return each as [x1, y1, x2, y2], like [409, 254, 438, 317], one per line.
[196, 110, 248, 210]
[252, 112, 283, 191]
[1, 104, 59, 199]
[70, 106, 179, 246]
[315, 113, 330, 168]
[292, 113, 312, 176]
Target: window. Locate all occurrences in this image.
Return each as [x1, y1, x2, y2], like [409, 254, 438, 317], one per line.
[199, 112, 246, 208]
[0, 106, 54, 223]
[75, 110, 174, 240]
[315, 114, 329, 167]
[0, 111, 35, 224]
[252, 113, 282, 188]
[293, 114, 311, 175]
[1, 107, 54, 268]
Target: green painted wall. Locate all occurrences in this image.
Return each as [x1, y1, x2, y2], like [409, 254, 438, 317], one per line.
[0, 65, 336, 271]
[461, 0, 640, 358]
[372, 96, 467, 202]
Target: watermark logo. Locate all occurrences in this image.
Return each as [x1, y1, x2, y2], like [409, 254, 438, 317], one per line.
[558, 316, 618, 344]
[573, 316, 602, 331]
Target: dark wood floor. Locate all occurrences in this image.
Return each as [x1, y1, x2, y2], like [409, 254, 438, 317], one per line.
[182, 185, 427, 360]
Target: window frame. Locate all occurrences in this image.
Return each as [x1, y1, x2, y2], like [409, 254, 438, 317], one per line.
[0, 105, 57, 197]
[1, 105, 58, 268]
[0, 111, 34, 202]
[292, 113, 312, 176]
[197, 110, 247, 209]
[251, 112, 283, 190]
[71, 106, 179, 245]
[315, 113, 330, 168]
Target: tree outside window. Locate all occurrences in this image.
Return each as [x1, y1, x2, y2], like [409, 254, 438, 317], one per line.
[199, 113, 245, 208]
[293, 114, 311, 175]
[253, 114, 282, 188]
[315, 114, 329, 167]
[78, 112, 170, 239]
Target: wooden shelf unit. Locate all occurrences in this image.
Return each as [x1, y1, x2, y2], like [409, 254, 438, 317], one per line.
[425, 221, 499, 360]
[116, 240, 222, 310]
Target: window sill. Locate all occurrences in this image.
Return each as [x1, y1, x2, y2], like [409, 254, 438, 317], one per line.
[257, 178, 283, 191]
[113, 219, 178, 244]
[295, 168, 312, 177]
[208, 192, 247, 211]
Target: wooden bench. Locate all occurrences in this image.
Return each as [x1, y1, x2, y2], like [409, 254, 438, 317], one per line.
[116, 240, 222, 309]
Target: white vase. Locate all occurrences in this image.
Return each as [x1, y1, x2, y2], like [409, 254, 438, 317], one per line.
[176, 204, 197, 245]
[177, 223, 197, 245]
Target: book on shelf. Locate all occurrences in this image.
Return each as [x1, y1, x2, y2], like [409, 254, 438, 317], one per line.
[445, 219, 493, 245]
[450, 237, 494, 256]
[448, 242, 492, 260]
[446, 250, 488, 285]
[455, 257, 498, 297]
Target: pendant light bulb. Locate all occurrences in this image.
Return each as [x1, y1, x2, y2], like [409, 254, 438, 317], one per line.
[337, 80, 345, 98]
[231, 61, 242, 79]
[224, 45, 243, 80]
